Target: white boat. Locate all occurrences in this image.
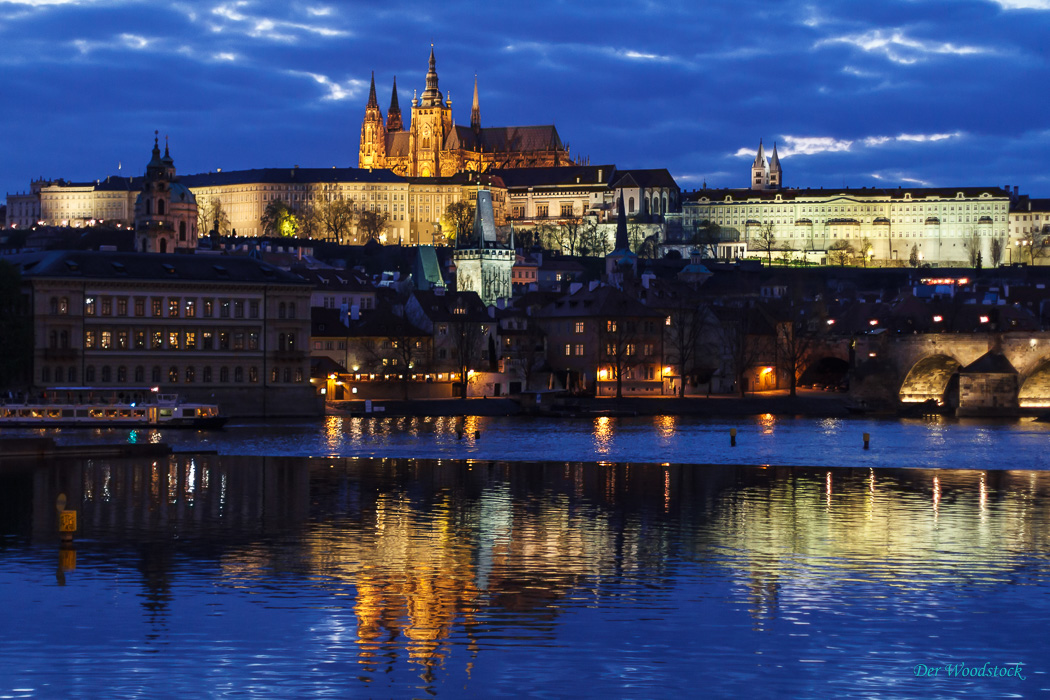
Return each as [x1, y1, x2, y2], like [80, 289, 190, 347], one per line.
[0, 387, 227, 429]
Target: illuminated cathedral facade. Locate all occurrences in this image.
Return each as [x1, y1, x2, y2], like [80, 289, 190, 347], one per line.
[359, 48, 574, 177]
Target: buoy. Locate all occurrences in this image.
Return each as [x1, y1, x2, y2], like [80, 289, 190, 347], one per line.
[730, 428, 737, 447]
[863, 432, 870, 450]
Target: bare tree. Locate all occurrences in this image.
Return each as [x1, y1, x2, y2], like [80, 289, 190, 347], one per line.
[859, 237, 874, 267]
[579, 217, 608, 257]
[963, 227, 982, 268]
[451, 318, 486, 399]
[753, 223, 777, 265]
[692, 220, 721, 259]
[357, 210, 390, 243]
[663, 294, 713, 398]
[773, 293, 818, 397]
[990, 236, 1006, 268]
[197, 197, 230, 237]
[828, 239, 855, 267]
[559, 215, 587, 256]
[441, 201, 475, 246]
[717, 304, 773, 397]
[312, 196, 357, 243]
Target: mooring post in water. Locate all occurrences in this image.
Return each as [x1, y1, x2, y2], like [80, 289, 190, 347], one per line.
[474, 430, 481, 440]
[863, 432, 870, 450]
[730, 428, 737, 447]
[56, 493, 76, 543]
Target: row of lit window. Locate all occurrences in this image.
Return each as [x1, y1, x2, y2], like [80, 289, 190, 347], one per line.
[40, 365, 303, 384]
[81, 329, 279, 351]
[67, 296, 298, 320]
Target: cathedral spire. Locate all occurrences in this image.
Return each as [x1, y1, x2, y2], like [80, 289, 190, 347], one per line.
[420, 44, 443, 107]
[470, 74, 480, 132]
[386, 76, 403, 132]
[769, 141, 781, 171]
[366, 71, 379, 109]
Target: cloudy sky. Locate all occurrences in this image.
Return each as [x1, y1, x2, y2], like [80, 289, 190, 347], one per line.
[1, 0, 1048, 199]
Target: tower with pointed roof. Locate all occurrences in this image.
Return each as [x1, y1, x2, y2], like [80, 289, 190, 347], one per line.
[359, 72, 387, 170]
[386, 76, 403, 132]
[750, 139, 782, 190]
[134, 133, 198, 253]
[453, 189, 513, 305]
[605, 194, 637, 284]
[470, 75, 481, 133]
[359, 47, 574, 177]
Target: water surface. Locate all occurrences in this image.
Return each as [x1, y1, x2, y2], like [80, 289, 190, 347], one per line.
[1, 455, 1047, 698]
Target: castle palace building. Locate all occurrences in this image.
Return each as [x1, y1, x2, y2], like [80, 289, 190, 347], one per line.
[359, 48, 574, 178]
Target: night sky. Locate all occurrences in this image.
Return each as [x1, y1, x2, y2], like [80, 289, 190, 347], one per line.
[1, 0, 1048, 199]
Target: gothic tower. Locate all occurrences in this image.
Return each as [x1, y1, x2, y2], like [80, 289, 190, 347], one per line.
[470, 75, 481, 133]
[453, 190, 513, 305]
[409, 46, 454, 177]
[359, 72, 387, 169]
[386, 76, 403, 132]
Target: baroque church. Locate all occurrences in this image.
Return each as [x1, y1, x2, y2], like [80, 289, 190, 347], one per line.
[135, 133, 198, 253]
[359, 48, 574, 177]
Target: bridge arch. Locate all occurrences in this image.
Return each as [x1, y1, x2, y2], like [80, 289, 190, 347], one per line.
[1019, 359, 1050, 409]
[899, 354, 962, 406]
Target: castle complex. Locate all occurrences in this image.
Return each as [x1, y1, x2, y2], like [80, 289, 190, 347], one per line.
[359, 48, 574, 177]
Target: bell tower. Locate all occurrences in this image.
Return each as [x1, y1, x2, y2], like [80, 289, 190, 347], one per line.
[409, 46, 453, 177]
[359, 71, 387, 169]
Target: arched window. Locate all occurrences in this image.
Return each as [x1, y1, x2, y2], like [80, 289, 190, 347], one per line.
[42, 366, 51, 383]
[278, 302, 286, 319]
[203, 366, 212, 383]
[67, 367, 76, 383]
[179, 221, 187, 241]
[278, 332, 286, 350]
[283, 367, 291, 383]
[287, 333, 296, 351]
[49, 330, 57, 348]
[49, 297, 58, 314]
[134, 366, 144, 383]
[220, 367, 229, 383]
[234, 366, 244, 383]
[86, 366, 96, 383]
[185, 366, 195, 383]
[101, 366, 112, 383]
[152, 366, 161, 383]
[117, 366, 127, 383]
[287, 303, 296, 319]
[629, 197, 635, 213]
[158, 199, 165, 216]
[60, 330, 69, 348]
[271, 367, 279, 382]
[168, 366, 179, 383]
[160, 239, 167, 254]
[248, 367, 258, 383]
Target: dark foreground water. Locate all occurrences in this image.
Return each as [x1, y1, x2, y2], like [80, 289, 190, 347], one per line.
[6, 413, 1050, 469]
[1, 454, 1047, 698]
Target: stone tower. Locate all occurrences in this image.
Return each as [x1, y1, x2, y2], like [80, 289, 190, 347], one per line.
[134, 133, 198, 253]
[386, 76, 403, 132]
[409, 46, 454, 178]
[750, 139, 782, 190]
[453, 190, 514, 305]
[359, 72, 387, 169]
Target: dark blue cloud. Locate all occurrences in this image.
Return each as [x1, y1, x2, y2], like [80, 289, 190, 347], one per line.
[1, 0, 1048, 199]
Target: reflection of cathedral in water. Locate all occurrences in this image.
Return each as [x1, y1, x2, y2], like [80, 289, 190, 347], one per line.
[16, 453, 1050, 689]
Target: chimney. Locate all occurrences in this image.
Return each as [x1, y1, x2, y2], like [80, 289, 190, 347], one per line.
[597, 168, 603, 182]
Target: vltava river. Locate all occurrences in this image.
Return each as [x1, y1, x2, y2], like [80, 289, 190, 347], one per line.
[0, 454, 1047, 697]
[11, 414, 1050, 469]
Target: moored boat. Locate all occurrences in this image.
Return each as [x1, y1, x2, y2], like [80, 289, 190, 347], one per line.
[0, 387, 227, 429]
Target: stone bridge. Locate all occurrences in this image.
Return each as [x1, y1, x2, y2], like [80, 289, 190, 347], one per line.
[850, 332, 1050, 414]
